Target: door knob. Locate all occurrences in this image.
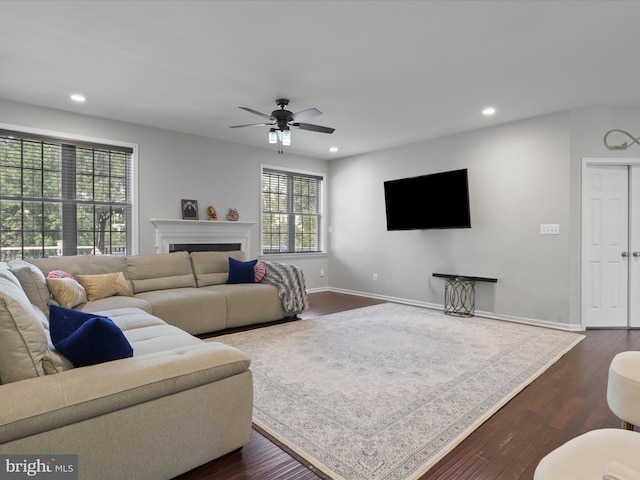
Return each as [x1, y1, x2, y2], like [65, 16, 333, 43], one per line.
[634, 252, 640, 257]
[622, 251, 630, 257]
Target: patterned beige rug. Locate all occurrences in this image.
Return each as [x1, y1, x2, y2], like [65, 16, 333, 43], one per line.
[211, 303, 584, 480]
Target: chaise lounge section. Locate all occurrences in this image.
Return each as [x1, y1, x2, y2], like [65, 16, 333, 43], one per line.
[0, 252, 307, 479]
[0, 275, 253, 479]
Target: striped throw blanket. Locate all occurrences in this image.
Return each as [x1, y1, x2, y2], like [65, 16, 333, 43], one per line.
[260, 261, 309, 314]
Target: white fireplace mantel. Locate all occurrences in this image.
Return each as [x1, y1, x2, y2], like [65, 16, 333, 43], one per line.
[150, 219, 256, 254]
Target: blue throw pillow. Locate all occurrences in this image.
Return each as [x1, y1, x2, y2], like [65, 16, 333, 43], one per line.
[49, 305, 133, 367]
[227, 257, 258, 284]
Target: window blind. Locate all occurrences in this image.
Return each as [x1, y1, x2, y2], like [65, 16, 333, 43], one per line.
[0, 129, 133, 260]
[262, 168, 323, 254]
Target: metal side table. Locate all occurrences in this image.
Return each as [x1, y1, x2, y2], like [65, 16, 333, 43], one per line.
[432, 273, 498, 317]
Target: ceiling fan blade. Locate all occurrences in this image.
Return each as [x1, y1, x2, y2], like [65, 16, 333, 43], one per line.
[292, 108, 322, 122]
[239, 106, 273, 120]
[229, 123, 275, 128]
[292, 123, 335, 134]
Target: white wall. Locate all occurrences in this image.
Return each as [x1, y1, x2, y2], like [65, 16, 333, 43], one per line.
[0, 98, 330, 289]
[328, 111, 574, 328]
[8, 97, 640, 327]
[329, 106, 640, 330]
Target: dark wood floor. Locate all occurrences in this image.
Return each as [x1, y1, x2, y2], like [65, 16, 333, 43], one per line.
[175, 291, 638, 480]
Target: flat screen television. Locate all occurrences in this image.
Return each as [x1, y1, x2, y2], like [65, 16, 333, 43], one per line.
[384, 168, 471, 230]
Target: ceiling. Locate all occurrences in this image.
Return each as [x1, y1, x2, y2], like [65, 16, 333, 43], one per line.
[1, 1, 640, 160]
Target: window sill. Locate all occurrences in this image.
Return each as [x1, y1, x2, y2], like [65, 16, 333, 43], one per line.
[260, 252, 327, 261]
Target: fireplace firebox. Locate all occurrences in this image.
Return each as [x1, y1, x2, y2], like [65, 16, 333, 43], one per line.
[169, 243, 242, 253]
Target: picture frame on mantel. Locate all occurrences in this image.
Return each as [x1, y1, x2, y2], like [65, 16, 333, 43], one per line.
[181, 199, 199, 220]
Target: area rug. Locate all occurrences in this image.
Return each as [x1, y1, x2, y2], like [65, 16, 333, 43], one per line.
[211, 303, 584, 480]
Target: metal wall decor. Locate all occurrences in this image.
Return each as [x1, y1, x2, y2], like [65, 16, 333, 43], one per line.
[604, 129, 640, 151]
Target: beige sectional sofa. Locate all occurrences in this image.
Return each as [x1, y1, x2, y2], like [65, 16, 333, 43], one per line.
[0, 251, 306, 479]
[22, 250, 296, 335]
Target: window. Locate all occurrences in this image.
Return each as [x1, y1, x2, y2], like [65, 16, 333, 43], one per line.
[262, 167, 323, 254]
[0, 129, 134, 260]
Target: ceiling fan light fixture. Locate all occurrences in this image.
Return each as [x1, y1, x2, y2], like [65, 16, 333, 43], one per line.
[281, 128, 291, 146]
[232, 99, 334, 151]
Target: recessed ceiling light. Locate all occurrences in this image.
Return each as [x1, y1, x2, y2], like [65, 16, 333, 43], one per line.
[482, 107, 496, 116]
[329, 147, 338, 153]
[70, 93, 86, 103]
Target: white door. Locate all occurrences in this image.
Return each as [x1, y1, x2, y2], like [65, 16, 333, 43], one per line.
[583, 165, 629, 327]
[629, 165, 640, 327]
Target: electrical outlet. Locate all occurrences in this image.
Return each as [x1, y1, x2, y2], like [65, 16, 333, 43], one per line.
[373, 273, 378, 281]
[320, 269, 325, 278]
[540, 224, 560, 235]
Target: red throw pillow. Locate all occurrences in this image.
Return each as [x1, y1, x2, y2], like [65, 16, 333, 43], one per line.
[254, 261, 266, 282]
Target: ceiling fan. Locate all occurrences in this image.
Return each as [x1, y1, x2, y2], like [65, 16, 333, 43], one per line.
[230, 99, 335, 153]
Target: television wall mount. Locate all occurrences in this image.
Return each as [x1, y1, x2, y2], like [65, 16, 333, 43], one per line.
[604, 129, 640, 151]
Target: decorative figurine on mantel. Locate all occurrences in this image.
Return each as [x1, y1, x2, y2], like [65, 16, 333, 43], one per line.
[207, 206, 218, 221]
[227, 208, 239, 221]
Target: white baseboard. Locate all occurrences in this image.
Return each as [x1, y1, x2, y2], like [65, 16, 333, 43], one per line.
[308, 287, 583, 332]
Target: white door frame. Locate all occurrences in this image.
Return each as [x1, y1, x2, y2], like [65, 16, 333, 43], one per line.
[582, 157, 640, 330]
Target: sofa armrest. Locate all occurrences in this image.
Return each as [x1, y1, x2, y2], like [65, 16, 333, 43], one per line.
[0, 342, 250, 443]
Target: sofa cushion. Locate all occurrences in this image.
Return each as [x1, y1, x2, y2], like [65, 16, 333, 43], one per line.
[8, 259, 51, 315]
[204, 283, 287, 328]
[189, 250, 245, 287]
[127, 251, 196, 293]
[37, 307, 74, 375]
[49, 306, 133, 367]
[88, 307, 202, 354]
[26, 255, 129, 278]
[76, 271, 133, 301]
[0, 277, 49, 383]
[123, 324, 204, 356]
[134, 288, 227, 334]
[75, 295, 153, 314]
[0, 262, 22, 288]
[46, 277, 87, 308]
[0, 342, 251, 445]
[227, 258, 257, 284]
[96, 307, 167, 330]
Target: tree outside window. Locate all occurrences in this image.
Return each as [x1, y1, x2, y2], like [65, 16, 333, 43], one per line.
[0, 130, 133, 260]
